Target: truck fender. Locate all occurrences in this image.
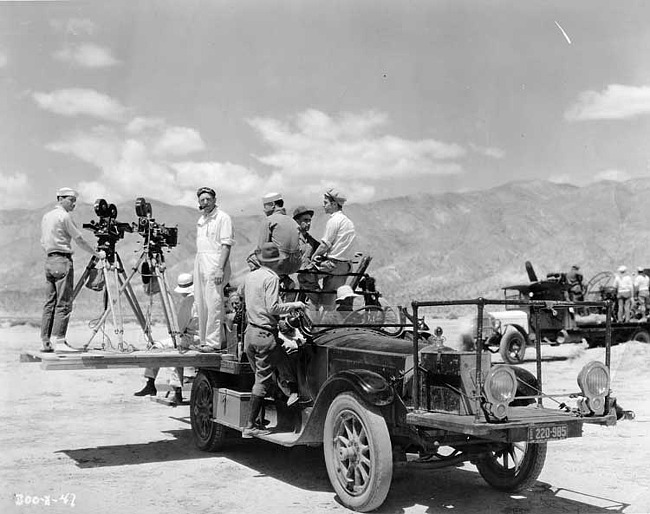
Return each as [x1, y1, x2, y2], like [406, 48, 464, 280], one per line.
[296, 369, 395, 444]
[504, 324, 529, 341]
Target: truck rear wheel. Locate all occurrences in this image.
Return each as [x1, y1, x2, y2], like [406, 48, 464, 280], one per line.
[323, 392, 393, 512]
[476, 442, 547, 492]
[499, 329, 526, 364]
[190, 370, 227, 452]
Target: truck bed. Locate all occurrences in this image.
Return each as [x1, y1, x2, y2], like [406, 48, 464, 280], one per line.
[21, 349, 250, 373]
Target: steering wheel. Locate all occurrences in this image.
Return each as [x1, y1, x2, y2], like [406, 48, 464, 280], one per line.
[342, 305, 387, 325]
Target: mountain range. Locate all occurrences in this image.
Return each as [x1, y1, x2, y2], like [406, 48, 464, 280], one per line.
[2, 179, 648, 320]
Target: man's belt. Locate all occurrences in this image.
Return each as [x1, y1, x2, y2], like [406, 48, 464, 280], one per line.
[47, 251, 72, 258]
[248, 322, 278, 335]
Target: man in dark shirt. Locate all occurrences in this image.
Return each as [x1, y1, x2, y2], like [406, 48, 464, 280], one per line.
[293, 205, 319, 307]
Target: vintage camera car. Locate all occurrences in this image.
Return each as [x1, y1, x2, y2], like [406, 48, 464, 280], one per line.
[189, 296, 620, 513]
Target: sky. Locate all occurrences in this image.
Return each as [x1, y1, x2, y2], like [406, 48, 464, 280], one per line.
[1, 0, 650, 214]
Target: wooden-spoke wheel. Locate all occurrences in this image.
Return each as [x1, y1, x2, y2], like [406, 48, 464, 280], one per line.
[323, 393, 393, 512]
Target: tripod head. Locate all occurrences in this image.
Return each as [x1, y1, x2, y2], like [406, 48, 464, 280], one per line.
[134, 197, 178, 260]
[83, 199, 133, 262]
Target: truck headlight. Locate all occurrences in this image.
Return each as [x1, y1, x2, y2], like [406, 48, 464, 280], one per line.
[484, 365, 517, 420]
[577, 361, 610, 415]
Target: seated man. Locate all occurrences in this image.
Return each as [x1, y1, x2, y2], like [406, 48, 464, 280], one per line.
[134, 273, 198, 405]
[241, 242, 306, 438]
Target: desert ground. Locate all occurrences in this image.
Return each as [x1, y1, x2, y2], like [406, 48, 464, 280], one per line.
[1, 321, 649, 514]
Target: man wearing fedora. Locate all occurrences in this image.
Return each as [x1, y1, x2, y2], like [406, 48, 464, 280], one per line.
[134, 272, 198, 404]
[194, 187, 234, 352]
[40, 187, 105, 353]
[241, 242, 306, 438]
[247, 192, 302, 279]
[293, 205, 320, 306]
[310, 188, 356, 309]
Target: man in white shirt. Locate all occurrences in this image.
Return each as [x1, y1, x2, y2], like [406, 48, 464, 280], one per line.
[40, 187, 104, 353]
[614, 265, 634, 322]
[311, 188, 356, 308]
[194, 187, 234, 351]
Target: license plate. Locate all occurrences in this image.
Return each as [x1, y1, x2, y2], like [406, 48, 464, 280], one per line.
[527, 424, 568, 442]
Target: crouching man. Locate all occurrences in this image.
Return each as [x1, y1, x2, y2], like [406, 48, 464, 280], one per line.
[241, 242, 306, 438]
[134, 272, 198, 405]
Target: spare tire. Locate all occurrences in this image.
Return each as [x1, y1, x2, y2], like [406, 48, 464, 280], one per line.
[499, 328, 527, 364]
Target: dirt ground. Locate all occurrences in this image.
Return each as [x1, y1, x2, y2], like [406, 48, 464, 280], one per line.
[1, 321, 649, 514]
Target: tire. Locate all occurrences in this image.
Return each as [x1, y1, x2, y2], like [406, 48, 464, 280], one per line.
[476, 442, 547, 492]
[632, 330, 650, 344]
[323, 392, 393, 512]
[499, 329, 527, 364]
[190, 370, 227, 452]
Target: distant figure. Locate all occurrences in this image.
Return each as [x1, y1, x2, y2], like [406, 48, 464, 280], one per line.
[40, 187, 105, 354]
[614, 265, 633, 322]
[634, 267, 649, 318]
[566, 265, 584, 302]
[293, 205, 320, 307]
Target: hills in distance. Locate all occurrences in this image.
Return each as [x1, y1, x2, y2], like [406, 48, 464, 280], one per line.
[1, 178, 649, 319]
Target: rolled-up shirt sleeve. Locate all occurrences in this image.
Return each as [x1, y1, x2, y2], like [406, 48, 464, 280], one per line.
[217, 213, 235, 247]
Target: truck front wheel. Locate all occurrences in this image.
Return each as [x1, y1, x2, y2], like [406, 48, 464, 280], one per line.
[476, 441, 547, 492]
[190, 370, 227, 452]
[323, 392, 393, 512]
[499, 329, 526, 364]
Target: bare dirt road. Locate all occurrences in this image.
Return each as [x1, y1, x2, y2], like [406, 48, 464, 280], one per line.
[1, 322, 649, 514]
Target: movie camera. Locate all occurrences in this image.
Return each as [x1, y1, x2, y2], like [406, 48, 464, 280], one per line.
[134, 197, 178, 254]
[82, 199, 133, 260]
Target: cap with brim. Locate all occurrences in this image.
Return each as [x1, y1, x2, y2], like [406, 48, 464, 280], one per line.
[258, 242, 281, 263]
[335, 284, 359, 302]
[638, 267, 644, 272]
[197, 187, 216, 198]
[325, 188, 347, 205]
[56, 187, 78, 198]
[262, 192, 282, 204]
[174, 273, 194, 293]
[292, 205, 314, 220]
[618, 265, 627, 273]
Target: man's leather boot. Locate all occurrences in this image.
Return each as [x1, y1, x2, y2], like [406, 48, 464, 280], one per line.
[242, 395, 267, 438]
[134, 378, 157, 397]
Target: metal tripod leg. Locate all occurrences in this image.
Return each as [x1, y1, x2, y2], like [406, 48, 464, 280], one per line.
[84, 251, 149, 350]
[116, 268, 153, 346]
[152, 261, 181, 348]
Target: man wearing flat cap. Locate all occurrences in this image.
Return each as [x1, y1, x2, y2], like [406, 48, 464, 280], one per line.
[40, 187, 105, 353]
[194, 187, 234, 351]
[311, 187, 356, 308]
[634, 267, 649, 318]
[293, 205, 320, 306]
[247, 192, 302, 280]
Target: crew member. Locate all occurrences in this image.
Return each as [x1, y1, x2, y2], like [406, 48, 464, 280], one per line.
[293, 205, 319, 306]
[247, 192, 302, 280]
[40, 187, 104, 353]
[134, 272, 198, 404]
[311, 188, 356, 308]
[241, 242, 306, 439]
[614, 265, 633, 322]
[634, 267, 649, 318]
[194, 187, 234, 351]
[566, 265, 584, 302]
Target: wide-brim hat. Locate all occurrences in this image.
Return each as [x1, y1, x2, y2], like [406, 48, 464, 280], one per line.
[335, 284, 359, 302]
[292, 205, 314, 220]
[258, 242, 281, 263]
[174, 272, 194, 293]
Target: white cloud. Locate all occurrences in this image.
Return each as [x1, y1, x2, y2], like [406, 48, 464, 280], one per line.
[565, 85, 650, 121]
[153, 127, 205, 157]
[0, 172, 30, 208]
[0, 50, 7, 68]
[54, 43, 120, 68]
[469, 143, 505, 159]
[50, 18, 97, 36]
[32, 88, 126, 121]
[248, 109, 465, 192]
[593, 169, 631, 182]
